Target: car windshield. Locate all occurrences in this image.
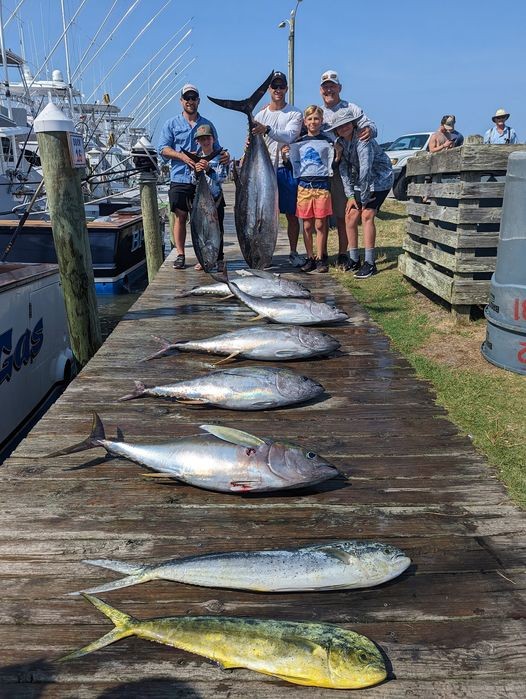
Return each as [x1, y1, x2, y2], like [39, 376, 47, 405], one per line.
[389, 134, 429, 151]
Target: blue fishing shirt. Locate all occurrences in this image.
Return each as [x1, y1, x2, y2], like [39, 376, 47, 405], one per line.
[158, 114, 221, 184]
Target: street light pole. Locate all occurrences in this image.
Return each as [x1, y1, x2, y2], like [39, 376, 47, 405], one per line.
[278, 0, 303, 105]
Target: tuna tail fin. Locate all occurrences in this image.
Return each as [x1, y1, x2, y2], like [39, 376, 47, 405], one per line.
[140, 336, 179, 362]
[41, 412, 106, 458]
[59, 594, 136, 661]
[181, 148, 222, 163]
[117, 380, 147, 402]
[208, 71, 274, 122]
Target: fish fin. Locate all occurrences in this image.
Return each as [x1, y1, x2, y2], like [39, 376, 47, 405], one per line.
[40, 412, 105, 458]
[316, 545, 352, 564]
[140, 336, 179, 362]
[218, 293, 234, 301]
[175, 398, 208, 405]
[281, 635, 327, 659]
[213, 352, 242, 366]
[140, 472, 176, 479]
[208, 71, 274, 120]
[70, 572, 148, 596]
[116, 426, 125, 441]
[117, 380, 147, 402]
[58, 594, 136, 661]
[182, 148, 222, 163]
[248, 314, 266, 322]
[82, 559, 144, 575]
[173, 287, 195, 298]
[244, 268, 280, 280]
[199, 424, 266, 448]
[229, 480, 261, 491]
[232, 160, 239, 186]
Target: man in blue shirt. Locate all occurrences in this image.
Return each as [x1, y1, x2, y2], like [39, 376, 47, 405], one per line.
[158, 83, 229, 269]
[484, 109, 519, 144]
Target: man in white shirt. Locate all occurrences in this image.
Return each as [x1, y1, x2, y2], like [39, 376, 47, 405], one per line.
[252, 71, 305, 266]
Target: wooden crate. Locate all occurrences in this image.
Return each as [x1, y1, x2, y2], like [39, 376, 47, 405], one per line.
[398, 143, 526, 322]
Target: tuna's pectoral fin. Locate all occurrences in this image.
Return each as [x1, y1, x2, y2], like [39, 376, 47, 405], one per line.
[229, 480, 262, 491]
[175, 398, 208, 405]
[244, 268, 280, 280]
[213, 352, 242, 366]
[248, 314, 266, 322]
[200, 424, 266, 448]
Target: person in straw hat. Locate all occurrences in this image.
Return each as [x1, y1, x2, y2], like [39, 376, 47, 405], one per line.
[484, 109, 519, 144]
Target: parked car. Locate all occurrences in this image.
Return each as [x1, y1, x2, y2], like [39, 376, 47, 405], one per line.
[385, 132, 432, 200]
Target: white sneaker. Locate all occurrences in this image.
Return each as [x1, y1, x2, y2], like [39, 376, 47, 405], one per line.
[288, 251, 305, 267]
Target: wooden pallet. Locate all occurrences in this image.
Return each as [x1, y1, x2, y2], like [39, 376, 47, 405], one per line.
[398, 144, 526, 323]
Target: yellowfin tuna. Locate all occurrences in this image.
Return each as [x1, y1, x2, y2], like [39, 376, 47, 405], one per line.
[62, 594, 387, 689]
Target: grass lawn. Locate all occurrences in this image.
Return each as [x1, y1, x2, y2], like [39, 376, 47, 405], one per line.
[328, 199, 526, 508]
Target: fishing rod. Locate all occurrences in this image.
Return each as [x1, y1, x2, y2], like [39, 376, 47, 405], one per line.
[119, 45, 192, 115]
[85, 0, 173, 104]
[132, 66, 194, 126]
[69, 0, 119, 83]
[14, 96, 44, 174]
[130, 58, 194, 123]
[1, 178, 45, 262]
[70, 0, 140, 84]
[27, 0, 90, 89]
[5, 0, 27, 28]
[111, 20, 192, 105]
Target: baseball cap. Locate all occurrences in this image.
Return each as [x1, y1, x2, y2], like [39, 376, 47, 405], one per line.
[270, 71, 288, 86]
[441, 115, 456, 131]
[181, 83, 199, 97]
[320, 70, 341, 86]
[325, 107, 363, 132]
[195, 124, 213, 139]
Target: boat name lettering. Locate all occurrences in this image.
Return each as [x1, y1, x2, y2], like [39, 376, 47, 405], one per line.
[0, 318, 44, 384]
[131, 227, 144, 252]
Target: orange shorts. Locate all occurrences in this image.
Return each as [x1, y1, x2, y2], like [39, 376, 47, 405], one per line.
[296, 185, 333, 220]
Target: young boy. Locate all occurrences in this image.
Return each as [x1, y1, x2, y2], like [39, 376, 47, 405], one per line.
[191, 123, 228, 270]
[327, 108, 393, 278]
[289, 105, 334, 273]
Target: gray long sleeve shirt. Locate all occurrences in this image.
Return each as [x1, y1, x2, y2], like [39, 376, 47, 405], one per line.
[322, 100, 377, 142]
[339, 135, 394, 206]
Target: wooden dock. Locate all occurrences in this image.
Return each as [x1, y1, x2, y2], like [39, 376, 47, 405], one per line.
[1, 184, 525, 697]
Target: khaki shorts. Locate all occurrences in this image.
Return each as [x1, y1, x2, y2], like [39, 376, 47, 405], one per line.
[330, 169, 347, 219]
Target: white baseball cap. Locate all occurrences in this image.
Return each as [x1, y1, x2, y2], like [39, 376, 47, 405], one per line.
[320, 70, 341, 86]
[181, 83, 199, 97]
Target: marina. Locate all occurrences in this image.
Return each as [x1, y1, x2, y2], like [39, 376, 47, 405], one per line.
[1, 188, 525, 696]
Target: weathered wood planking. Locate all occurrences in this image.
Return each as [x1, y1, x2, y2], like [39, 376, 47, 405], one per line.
[1, 184, 525, 697]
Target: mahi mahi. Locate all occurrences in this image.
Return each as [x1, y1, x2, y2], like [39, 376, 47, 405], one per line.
[143, 326, 340, 363]
[117, 365, 324, 409]
[209, 72, 278, 269]
[44, 413, 340, 493]
[61, 594, 387, 689]
[75, 541, 411, 595]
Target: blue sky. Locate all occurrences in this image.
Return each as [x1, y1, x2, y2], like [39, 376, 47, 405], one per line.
[3, 0, 525, 156]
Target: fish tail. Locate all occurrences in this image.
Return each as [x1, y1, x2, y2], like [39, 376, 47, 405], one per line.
[82, 558, 145, 575]
[41, 412, 106, 457]
[59, 594, 136, 661]
[208, 71, 274, 121]
[173, 286, 195, 298]
[117, 380, 147, 402]
[70, 571, 150, 596]
[182, 148, 222, 163]
[140, 336, 179, 362]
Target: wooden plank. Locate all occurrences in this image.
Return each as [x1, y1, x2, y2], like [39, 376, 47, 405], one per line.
[403, 237, 497, 273]
[407, 201, 503, 225]
[408, 181, 505, 199]
[398, 253, 453, 302]
[407, 144, 526, 176]
[407, 219, 499, 248]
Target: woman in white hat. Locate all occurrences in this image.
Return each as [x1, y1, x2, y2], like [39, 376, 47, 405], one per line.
[484, 109, 519, 144]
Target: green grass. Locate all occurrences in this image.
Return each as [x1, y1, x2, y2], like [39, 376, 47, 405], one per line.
[329, 199, 526, 508]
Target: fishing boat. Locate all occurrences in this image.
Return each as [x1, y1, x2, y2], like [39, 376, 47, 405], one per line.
[0, 261, 73, 450]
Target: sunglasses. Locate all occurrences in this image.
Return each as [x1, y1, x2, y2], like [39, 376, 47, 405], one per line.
[182, 94, 199, 101]
[271, 83, 286, 90]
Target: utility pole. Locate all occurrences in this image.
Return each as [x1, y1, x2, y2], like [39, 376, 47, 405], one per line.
[278, 0, 303, 104]
[35, 103, 102, 367]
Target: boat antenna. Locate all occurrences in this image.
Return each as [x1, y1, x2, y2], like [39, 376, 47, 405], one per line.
[85, 0, 173, 104]
[27, 0, 89, 89]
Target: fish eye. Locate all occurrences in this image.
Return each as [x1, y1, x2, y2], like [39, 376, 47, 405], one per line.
[357, 650, 369, 664]
[306, 451, 317, 459]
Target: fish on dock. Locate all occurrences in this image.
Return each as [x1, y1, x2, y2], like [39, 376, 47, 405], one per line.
[221, 266, 349, 325]
[143, 326, 340, 363]
[75, 541, 411, 595]
[209, 73, 278, 269]
[174, 268, 310, 299]
[61, 594, 388, 689]
[44, 413, 340, 493]
[117, 366, 324, 410]
[183, 148, 223, 272]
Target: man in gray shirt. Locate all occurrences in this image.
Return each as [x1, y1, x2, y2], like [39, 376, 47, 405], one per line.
[320, 70, 377, 270]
